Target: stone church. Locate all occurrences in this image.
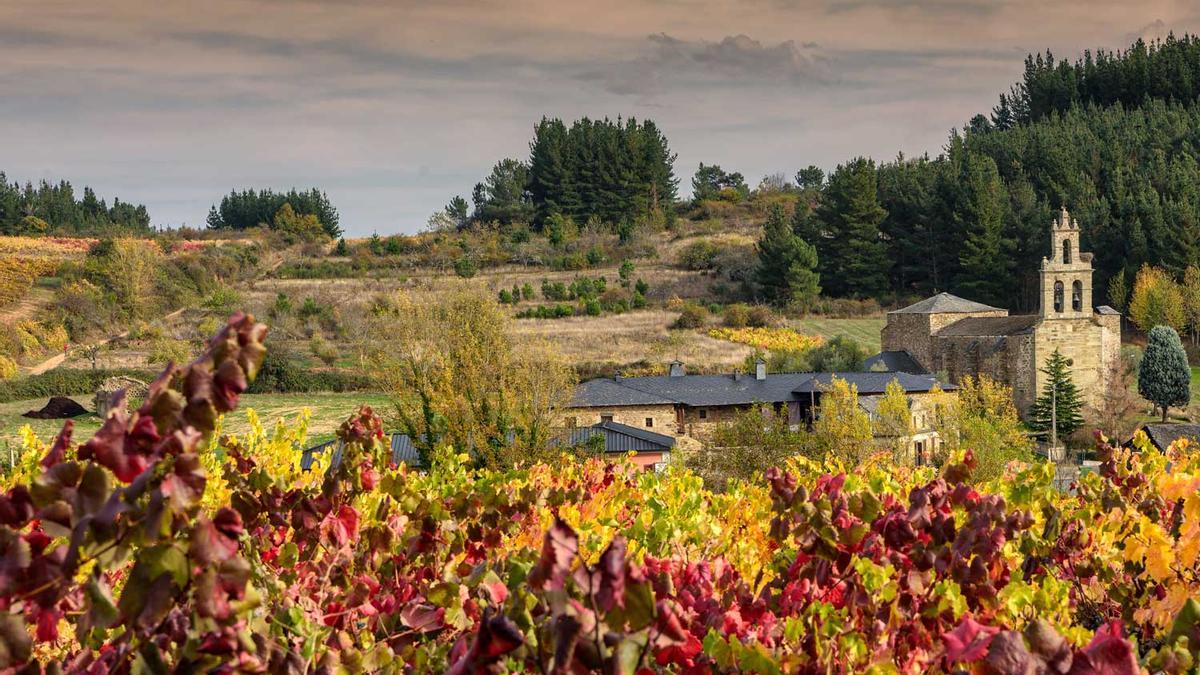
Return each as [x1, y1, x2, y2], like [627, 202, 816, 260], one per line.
[879, 207, 1122, 415]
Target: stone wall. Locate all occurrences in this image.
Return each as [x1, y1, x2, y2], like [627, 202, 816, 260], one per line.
[882, 314, 934, 370]
[561, 404, 680, 435]
[882, 310, 1008, 373]
[928, 331, 1037, 415]
[681, 404, 759, 440]
[1032, 317, 1109, 412]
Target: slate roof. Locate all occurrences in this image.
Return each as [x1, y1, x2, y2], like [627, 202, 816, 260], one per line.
[556, 420, 675, 453]
[300, 421, 674, 471]
[572, 370, 948, 408]
[571, 378, 676, 407]
[574, 372, 815, 407]
[890, 292, 1004, 315]
[864, 350, 929, 374]
[1096, 305, 1121, 315]
[1135, 423, 1200, 452]
[301, 432, 425, 471]
[791, 372, 950, 395]
[936, 315, 1039, 337]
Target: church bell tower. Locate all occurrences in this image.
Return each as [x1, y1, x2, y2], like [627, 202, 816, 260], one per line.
[1040, 207, 1093, 319]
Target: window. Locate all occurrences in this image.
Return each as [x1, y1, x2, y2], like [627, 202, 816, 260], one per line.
[1062, 239, 1071, 264]
[698, 409, 708, 420]
[1072, 280, 1083, 311]
[1053, 280, 1064, 313]
[645, 417, 654, 428]
[600, 414, 613, 423]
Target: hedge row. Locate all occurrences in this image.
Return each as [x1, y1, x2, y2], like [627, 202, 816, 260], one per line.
[245, 351, 376, 393]
[0, 368, 157, 403]
[0, 360, 376, 403]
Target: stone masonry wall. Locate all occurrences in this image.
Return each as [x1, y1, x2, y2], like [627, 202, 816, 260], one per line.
[1032, 318, 1108, 412]
[882, 314, 934, 370]
[562, 404, 680, 435]
[883, 310, 1008, 374]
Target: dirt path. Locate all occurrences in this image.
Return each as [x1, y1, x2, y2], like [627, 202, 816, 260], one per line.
[25, 307, 188, 376]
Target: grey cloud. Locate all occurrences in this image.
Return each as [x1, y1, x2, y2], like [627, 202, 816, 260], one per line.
[819, 0, 1009, 16]
[583, 33, 832, 97]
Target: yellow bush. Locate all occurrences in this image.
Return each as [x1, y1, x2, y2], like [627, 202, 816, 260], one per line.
[38, 323, 69, 352]
[708, 326, 823, 353]
[0, 355, 15, 380]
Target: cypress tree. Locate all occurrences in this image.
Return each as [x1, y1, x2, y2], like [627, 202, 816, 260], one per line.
[1028, 349, 1084, 441]
[1138, 325, 1192, 422]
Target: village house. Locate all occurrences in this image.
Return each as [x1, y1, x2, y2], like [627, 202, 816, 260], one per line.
[302, 420, 677, 472]
[564, 360, 950, 459]
[878, 207, 1121, 416]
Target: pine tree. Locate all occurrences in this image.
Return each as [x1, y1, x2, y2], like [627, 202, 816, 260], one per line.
[755, 204, 820, 308]
[815, 157, 889, 298]
[1028, 349, 1084, 441]
[1138, 325, 1192, 422]
[955, 154, 1011, 306]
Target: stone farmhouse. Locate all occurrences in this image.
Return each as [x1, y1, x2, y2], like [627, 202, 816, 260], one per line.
[879, 207, 1121, 416]
[303, 420, 677, 472]
[565, 361, 949, 459]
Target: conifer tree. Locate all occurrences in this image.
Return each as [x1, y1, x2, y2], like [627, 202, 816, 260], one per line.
[1138, 325, 1192, 422]
[755, 204, 820, 308]
[1028, 349, 1084, 441]
[814, 158, 888, 298]
[954, 154, 1011, 307]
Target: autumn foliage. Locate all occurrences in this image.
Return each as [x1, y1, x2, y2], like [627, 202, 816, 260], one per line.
[5, 315, 1200, 672]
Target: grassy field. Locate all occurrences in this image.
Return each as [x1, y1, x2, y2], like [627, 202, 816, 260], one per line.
[0, 391, 392, 451]
[789, 316, 886, 354]
[513, 309, 755, 372]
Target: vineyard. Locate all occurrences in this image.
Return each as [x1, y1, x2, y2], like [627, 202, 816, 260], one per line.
[2, 313, 1197, 672]
[707, 326, 825, 353]
[0, 257, 58, 309]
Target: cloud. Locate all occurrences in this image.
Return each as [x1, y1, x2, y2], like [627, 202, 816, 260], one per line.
[582, 33, 832, 97]
[820, 0, 1006, 17]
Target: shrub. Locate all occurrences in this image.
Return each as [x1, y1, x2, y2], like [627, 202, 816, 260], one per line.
[148, 337, 192, 366]
[810, 297, 884, 317]
[747, 304, 774, 327]
[309, 334, 341, 366]
[516, 303, 576, 319]
[297, 297, 324, 320]
[269, 293, 293, 318]
[0, 367, 158, 403]
[247, 346, 373, 393]
[584, 298, 602, 316]
[672, 302, 708, 329]
[454, 256, 478, 278]
[498, 288, 515, 304]
[724, 303, 750, 327]
[201, 286, 244, 314]
[541, 279, 569, 301]
[0, 355, 16, 380]
[585, 246, 605, 266]
[619, 260, 635, 284]
[678, 239, 722, 270]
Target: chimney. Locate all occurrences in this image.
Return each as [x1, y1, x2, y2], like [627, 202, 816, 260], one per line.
[755, 358, 767, 381]
[669, 361, 685, 377]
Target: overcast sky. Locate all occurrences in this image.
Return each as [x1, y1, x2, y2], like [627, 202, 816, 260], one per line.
[1, 0, 1197, 235]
